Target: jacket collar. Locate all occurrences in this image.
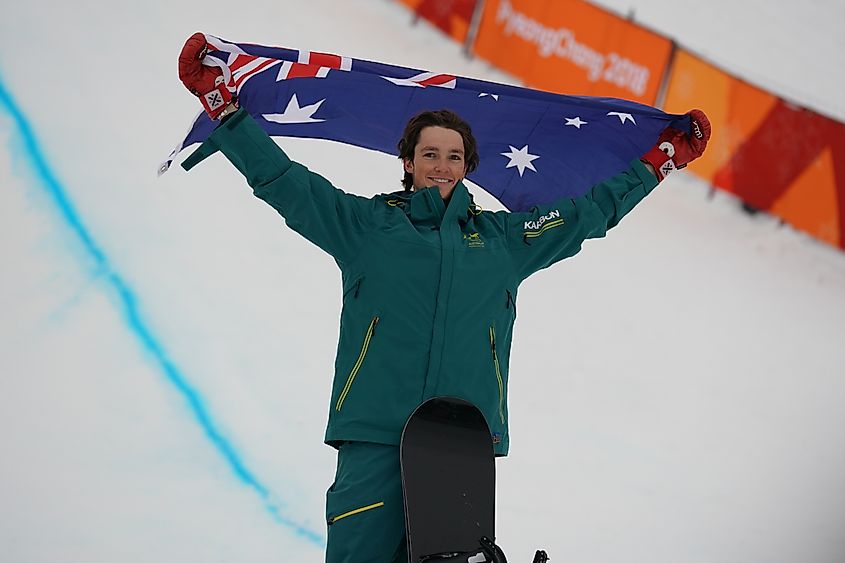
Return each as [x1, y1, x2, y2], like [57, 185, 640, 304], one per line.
[399, 181, 474, 227]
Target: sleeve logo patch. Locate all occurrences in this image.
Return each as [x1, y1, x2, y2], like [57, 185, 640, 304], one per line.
[523, 210, 564, 238]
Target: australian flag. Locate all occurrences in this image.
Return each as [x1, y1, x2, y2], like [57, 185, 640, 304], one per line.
[161, 34, 689, 211]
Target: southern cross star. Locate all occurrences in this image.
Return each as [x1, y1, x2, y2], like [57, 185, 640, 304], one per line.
[262, 94, 326, 124]
[501, 145, 539, 177]
[565, 116, 588, 128]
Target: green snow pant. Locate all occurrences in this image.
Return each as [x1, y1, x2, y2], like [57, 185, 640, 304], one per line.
[325, 442, 407, 563]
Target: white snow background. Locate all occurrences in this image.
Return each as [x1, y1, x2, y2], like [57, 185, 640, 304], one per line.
[1, 1, 844, 562]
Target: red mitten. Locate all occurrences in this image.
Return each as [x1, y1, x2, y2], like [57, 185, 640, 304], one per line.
[178, 32, 233, 119]
[641, 109, 711, 181]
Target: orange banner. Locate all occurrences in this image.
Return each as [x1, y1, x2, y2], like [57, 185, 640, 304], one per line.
[471, 0, 672, 104]
[398, 0, 478, 43]
[663, 49, 845, 249]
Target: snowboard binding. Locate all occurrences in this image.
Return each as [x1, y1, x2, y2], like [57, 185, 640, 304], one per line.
[417, 535, 507, 562]
[416, 536, 549, 562]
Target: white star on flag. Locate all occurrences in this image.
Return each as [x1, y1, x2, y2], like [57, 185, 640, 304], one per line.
[262, 94, 326, 124]
[501, 145, 539, 177]
[565, 116, 587, 128]
[607, 111, 636, 125]
[478, 93, 500, 100]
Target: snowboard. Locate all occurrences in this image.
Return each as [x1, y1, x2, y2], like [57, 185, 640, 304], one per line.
[400, 397, 497, 563]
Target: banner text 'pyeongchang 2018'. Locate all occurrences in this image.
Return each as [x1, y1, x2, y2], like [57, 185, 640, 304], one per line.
[473, 0, 673, 105]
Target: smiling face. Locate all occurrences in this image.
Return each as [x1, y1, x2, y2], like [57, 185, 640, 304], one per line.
[403, 126, 467, 199]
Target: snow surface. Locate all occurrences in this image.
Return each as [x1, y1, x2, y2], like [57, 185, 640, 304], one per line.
[1, 1, 844, 562]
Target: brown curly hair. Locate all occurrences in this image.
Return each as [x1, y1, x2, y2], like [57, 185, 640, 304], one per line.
[397, 110, 480, 191]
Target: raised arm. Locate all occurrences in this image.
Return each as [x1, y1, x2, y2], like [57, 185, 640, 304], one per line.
[177, 33, 379, 264]
[508, 109, 711, 280]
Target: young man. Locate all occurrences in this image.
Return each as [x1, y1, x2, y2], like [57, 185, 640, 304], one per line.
[178, 33, 709, 563]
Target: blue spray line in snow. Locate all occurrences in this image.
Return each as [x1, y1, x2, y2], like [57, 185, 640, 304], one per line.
[0, 77, 323, 547]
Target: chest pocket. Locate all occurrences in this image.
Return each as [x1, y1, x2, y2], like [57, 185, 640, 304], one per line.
[506, 289, 517, 319]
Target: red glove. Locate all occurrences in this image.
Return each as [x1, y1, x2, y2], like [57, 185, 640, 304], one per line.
[178, 32, 234, 119]
[641, 109, 711, 181]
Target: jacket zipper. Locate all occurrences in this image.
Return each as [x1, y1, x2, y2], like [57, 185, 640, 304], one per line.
[488, 326, 505, 424]
[336, 316, 379, 411]
[327, 501, 385, 525]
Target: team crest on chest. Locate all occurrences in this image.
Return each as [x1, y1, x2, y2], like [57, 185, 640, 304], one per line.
[463, 231, 485, 248]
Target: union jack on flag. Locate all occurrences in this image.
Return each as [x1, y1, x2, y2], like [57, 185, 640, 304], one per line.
[161, 34, 689, 211]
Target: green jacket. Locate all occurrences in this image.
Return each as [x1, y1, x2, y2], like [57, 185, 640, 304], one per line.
[184, 109, 659, 455]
